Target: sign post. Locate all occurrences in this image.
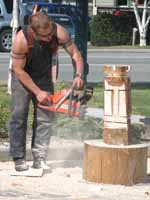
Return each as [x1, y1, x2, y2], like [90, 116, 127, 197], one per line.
[7, 0, 19, 94]
[75, 0, 89, 81]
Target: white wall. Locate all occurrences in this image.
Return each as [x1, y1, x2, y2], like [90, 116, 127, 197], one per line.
[96, 0, 114, 7]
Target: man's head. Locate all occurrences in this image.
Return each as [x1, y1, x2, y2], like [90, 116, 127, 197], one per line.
[29, 12, 54, 42]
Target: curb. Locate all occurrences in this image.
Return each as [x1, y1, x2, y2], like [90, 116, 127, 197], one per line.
[58, 47, 150, 53]
[87, 48, 150, 52]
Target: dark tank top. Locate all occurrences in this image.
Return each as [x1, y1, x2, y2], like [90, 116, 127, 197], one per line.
[22, 24, 58, 92]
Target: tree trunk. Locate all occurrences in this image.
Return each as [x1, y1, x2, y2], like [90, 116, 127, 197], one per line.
[140, 31, 146, 46]
[132, 1, 150, 47]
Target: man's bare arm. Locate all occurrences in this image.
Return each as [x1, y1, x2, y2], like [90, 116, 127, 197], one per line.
[65, 43, 84, 76]
[56, 24, 84, 88]
[57, 24, 84, 76]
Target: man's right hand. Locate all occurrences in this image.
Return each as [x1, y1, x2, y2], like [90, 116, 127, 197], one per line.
[36, 90, 51, 103]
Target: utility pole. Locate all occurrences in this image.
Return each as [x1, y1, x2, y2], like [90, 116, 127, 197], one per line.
[75, 0, 89, 81]
[7, 0, 20, 94]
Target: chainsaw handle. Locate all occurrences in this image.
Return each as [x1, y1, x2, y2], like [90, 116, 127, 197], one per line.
[38, 102, 53, 111]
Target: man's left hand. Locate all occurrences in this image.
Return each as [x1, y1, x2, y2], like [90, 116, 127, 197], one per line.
[72, 76, 84, 89]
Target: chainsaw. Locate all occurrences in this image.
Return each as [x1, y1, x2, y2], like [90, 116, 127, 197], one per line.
[38, 86, 94, 117]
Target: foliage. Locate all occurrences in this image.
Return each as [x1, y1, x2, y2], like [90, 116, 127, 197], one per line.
[131, 123, 145, 144]
[53, 114, 103, 140]
[0, 85, 10, 138]
[90, 12, 138, 46]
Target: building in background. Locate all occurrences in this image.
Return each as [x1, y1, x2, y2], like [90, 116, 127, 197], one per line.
[93, 0, 147, 15]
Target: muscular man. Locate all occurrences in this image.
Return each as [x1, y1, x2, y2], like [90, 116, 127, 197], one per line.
[9, 11, 84, 171]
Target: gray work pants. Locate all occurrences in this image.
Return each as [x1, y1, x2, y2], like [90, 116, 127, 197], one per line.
[9, 73, 54, 161]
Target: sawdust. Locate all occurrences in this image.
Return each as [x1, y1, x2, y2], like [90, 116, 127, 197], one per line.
[0, 137, 150, 200]
[0, 160, 150, 200]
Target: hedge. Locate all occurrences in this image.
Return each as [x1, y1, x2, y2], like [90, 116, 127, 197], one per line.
[90, 12, 140, 46]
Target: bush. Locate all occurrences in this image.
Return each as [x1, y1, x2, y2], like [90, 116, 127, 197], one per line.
[90, 12, 137, 46]
[53, 114, 103, 140]
[0, 85, 11, 139]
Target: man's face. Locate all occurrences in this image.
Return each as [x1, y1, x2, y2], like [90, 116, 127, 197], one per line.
[36, 25, 54, 42]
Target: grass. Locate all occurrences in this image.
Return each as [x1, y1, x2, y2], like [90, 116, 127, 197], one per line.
[131, 84, 150, 116]
[0, 84, 10, 138]
[1, 82, 150, 116]
[0, 82, 150, 139]
[89, 45, 150, 49]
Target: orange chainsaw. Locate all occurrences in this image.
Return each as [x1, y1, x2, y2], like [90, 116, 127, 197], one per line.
[38, 86, 93, 117]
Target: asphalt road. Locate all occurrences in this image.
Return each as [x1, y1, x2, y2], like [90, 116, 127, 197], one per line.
[0, 49, 150, 83]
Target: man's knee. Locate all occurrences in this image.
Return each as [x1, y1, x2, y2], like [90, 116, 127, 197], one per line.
[11, 104, 28, 122]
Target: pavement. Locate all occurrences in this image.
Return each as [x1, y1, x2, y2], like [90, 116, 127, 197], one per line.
[0, 136, 150, 200]
[1, 108, 150, 200]
[0, 158, 150, 200]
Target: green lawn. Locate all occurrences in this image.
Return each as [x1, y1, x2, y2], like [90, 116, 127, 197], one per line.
[0, 82, 150, 116]
[0, 82, 150, 139]
[131, 85, 150, 116]
[89, 45, 150, 49]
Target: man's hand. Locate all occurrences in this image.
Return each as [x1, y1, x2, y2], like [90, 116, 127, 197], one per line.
[36, 90, 51, 103]
[72, 76, 84, 89]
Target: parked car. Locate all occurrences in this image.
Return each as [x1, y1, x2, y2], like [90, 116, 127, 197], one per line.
[0, 0, 27, 52]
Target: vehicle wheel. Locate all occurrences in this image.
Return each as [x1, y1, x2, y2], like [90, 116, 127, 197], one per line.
[0, 29, 12, 52]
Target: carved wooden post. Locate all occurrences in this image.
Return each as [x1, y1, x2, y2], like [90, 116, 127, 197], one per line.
[83, 65, 148, 185]
[103, 65, 131, 145]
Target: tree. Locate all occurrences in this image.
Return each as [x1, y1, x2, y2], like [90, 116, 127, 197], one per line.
[7, 0, 19, 94]
[132, 0, 150, 46]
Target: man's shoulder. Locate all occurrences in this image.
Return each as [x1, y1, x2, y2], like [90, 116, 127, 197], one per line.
[12, 29, 28, 53]
[55, 24, 70, 44]
[56, 23, 67, 34]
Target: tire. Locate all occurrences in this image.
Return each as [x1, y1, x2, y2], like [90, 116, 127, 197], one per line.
[0, 29, 12, 52]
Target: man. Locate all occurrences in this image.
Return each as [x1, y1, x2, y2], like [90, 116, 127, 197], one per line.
[9, 11, 84, 171]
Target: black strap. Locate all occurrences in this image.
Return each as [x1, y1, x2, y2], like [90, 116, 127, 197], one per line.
[22, 26, 29, 44]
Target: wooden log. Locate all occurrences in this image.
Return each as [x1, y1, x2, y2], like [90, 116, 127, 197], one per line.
[83, 140, 148, 185]
[103, 126, 132, 145]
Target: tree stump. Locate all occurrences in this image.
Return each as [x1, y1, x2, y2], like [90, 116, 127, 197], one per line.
[83, 140, 148, 185]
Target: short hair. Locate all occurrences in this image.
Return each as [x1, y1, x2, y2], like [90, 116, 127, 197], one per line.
[29, 12, 52, 32]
